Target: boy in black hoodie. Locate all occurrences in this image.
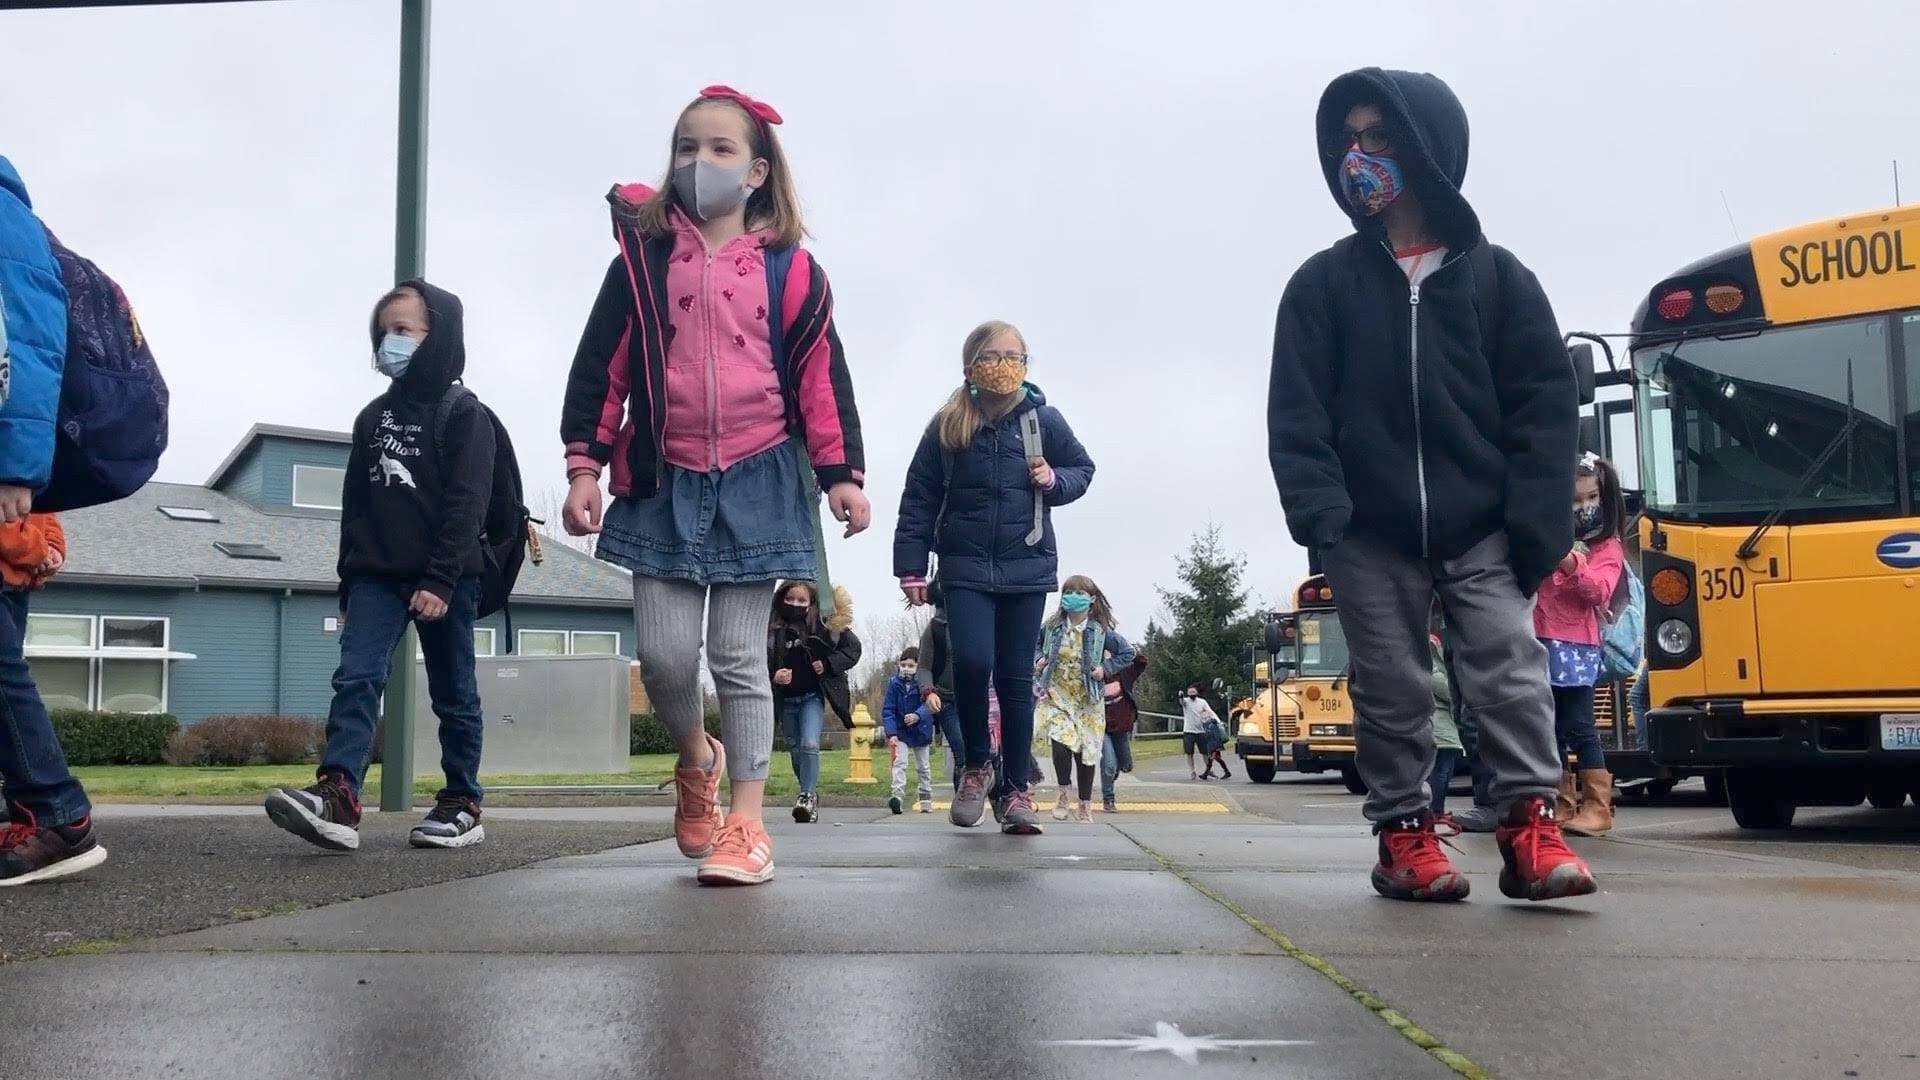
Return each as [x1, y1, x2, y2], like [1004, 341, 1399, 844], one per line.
[1268, 69, 1595, 904]
[266, 281, 496, 852]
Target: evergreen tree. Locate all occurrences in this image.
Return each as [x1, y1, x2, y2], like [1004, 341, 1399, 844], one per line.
[1138, 526, 1265, 714]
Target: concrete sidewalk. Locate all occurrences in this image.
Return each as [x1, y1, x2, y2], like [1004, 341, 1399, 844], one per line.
[4, 808, 1918, 1078]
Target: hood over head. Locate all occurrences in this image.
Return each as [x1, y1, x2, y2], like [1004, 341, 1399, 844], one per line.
[1316, 68, 1481, 249]
[371, 279, 466, 399]
[0, 156, 32, 208]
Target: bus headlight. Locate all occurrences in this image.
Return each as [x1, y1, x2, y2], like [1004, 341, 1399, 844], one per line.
[1239, 720, 1262, 738]
[1655, 618, 1694, 656]
[1309, 724, 1341, 737]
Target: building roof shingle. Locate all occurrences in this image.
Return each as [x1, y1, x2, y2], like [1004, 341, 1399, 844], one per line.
[58, 482, 632, 608]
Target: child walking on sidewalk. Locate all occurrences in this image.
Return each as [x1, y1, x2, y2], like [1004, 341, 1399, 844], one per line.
[894, 320, 1095, 836]
[267, 280, 499, 853]
[561, 86, 868, 886]
[1034, 575, 1135, 822]
[883, 648, 936, 814]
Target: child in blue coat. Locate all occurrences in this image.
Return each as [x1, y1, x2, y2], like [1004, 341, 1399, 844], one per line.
[882, 648, 936, 814]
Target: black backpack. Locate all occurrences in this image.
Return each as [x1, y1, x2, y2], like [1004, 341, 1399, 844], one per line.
[433, 385, 536, 629]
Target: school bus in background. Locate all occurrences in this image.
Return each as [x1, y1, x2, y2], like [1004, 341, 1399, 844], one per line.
[1234, 575, 1365, 793]
[1633, 202, 1920, 828]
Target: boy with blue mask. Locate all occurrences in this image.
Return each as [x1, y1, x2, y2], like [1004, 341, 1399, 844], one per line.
[266, 281, 497, 854]
[1268, 69, 1595, 905]
[882, 647, 936, 814]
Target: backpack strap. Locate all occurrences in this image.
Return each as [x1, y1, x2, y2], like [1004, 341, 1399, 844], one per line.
[1020, 409, 1045, 546]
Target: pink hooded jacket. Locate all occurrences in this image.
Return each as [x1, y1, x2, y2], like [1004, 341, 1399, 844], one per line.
[1533, 534, 1624, 646]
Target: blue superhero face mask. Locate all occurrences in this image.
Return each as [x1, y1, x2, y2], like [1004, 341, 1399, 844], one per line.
[1341, 149, 1405, 216]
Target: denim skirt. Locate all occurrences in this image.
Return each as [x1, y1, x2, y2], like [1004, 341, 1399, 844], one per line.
[596, 442, 818, 586]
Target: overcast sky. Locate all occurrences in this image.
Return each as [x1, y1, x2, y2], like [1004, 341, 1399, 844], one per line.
[5, 0, 1918, 645]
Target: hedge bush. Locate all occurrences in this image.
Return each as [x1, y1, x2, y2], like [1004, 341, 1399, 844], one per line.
[630, 713, 721, 755]
[165, 714, 324, 767]
[49, 710, 179, 766]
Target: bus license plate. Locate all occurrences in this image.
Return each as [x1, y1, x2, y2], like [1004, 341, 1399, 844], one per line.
[1881, 715, 1920, 751]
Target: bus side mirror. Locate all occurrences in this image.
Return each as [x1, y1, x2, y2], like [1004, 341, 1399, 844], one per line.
[1568, 342, 1597, 407]
[1263, 613, 1293, 655]
[1579, 415, 1603, 456]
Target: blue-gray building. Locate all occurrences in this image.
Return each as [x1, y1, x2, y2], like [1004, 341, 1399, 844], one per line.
[24, 424, 636, 723]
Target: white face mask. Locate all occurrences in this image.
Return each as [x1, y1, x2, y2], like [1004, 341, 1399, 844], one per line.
[898, 664, 918, 678]
[374, 333, 417, 378]
[671, 158, 757, 221]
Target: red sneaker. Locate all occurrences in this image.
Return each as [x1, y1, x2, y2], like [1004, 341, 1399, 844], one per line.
[1496, 795, 1598, 902]
[666, 735, 726, 859]
[1371, 812, 1470, 901]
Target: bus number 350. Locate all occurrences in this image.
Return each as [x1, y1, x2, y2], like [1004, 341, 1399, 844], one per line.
[1701, 567, 1747, 601]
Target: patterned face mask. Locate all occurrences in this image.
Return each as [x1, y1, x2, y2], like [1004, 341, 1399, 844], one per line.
[1341, 148, 1405, 216]
[966, 355, 1028, 396]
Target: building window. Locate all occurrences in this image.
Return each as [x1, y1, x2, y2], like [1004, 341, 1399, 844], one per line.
[474, 627, 497, 657]
[214, 541, 281, 561]
[291, 464, 346, 510]
[158, 506, 220, 522]
[517, 629, 568, 656]
[23, 614, 174, 713]
[570, 630, 621, 656]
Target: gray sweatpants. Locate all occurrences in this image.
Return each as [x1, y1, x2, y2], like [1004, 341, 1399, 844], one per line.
[1322, 532, 1560, 823]
[631, 576, 776, 782]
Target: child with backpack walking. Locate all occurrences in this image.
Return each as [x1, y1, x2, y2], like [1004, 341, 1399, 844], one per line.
[267, 280, 502, 852]
[895, 320, 1095, 835]
[769, 581, 862, 823]
[1, 155, 110, 886]
[561, 87, 867, 886]
[883, 647, 936, 814]
[1536, 452, 1628, 837]
[1035, 575, 1136, 822]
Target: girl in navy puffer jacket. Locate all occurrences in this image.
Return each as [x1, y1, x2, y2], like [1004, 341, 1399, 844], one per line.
[894, 320, 1095, 836]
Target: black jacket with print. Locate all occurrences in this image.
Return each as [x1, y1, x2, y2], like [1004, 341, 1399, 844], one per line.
[337, 279, 496, 605]
[1266, 68, 1577, 593]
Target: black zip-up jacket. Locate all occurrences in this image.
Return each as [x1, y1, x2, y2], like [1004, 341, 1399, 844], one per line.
[1267, 69, 1577, 592]
[338, 279, 496, 605]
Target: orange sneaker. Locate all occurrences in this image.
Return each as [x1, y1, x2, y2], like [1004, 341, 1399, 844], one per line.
[696, 814, 775, 886]
[667, 735, 725, 859]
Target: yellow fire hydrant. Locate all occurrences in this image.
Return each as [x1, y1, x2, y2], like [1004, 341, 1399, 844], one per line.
[846, 702, 879, 784]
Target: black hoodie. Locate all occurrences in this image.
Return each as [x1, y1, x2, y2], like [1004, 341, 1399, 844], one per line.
[337, 279, 496, 604]
[1267, 68, 1577, 592]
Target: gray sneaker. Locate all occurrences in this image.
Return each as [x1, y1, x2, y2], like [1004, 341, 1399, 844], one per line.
[1001, 789, 1043, 835]
[1452, 803, 1500, 833]
[950, 765, 994, 828]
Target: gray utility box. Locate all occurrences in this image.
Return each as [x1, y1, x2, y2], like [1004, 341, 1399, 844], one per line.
[410, 654, 630, 777]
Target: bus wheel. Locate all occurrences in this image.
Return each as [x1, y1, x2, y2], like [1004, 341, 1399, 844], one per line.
[1340, 766, 1367, 796]
[1725, 768, 1796, 830]
[1867, 780, 1909, 810]
[1248, 762, 1277, 785]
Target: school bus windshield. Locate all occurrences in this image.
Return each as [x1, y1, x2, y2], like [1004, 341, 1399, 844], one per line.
[1292, 612, 1349, 677]
[1633, 313, 1910, 520]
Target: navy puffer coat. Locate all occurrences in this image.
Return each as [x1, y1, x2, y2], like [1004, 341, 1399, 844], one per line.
[893, 385, 1093, 595]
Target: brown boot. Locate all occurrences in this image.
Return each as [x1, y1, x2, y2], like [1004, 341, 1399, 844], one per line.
[1563, 770, 1615, 836]
[1555, 771, 1579, 822]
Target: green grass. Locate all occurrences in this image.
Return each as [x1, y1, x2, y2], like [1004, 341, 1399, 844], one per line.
[76, 737, 1188, 802]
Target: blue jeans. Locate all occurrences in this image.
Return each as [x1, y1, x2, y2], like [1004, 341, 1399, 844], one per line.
[1630, 671, 1652, 751]
[320, 578, 484, 800]
[0, 590, 90, 825]
[932, 702, 963, 790]
[779, 691, 824, 793]
[1101, 730, 1133, 800]
[946, 588, 1048, 795]
[1553, 684, 1607, 771]
[1428, 748, 1462, 814]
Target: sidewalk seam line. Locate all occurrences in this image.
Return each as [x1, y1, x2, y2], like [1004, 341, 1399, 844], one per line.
[1115, 826, 1493, 1080]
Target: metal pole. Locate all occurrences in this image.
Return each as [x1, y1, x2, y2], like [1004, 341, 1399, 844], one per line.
[379, 0, 431, 814]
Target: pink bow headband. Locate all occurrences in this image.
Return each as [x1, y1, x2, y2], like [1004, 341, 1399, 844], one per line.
[699, 85, 783, 126]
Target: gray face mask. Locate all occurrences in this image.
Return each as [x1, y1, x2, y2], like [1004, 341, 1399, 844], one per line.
[671, 158, 756, 221]
[374, 333, 417, 379]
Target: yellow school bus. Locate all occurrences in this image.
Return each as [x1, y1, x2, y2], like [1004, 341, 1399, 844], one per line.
[1634, 203, 1920, 827]
[1237, 575, 1364, 792]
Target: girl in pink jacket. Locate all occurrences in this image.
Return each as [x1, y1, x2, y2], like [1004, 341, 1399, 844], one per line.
[560, 86, 870, 888]
[1533, 452, 1626, 835]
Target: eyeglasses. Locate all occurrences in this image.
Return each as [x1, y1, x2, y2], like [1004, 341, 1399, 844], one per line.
[1335, 125, 1393, 157]
[972, 351, 1029, 364]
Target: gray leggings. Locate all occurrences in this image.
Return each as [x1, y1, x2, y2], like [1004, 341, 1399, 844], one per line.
[632, 576, 776, 782]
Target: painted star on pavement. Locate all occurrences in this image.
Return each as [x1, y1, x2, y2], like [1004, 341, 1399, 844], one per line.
[1046, 1021, 1314, 1065]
